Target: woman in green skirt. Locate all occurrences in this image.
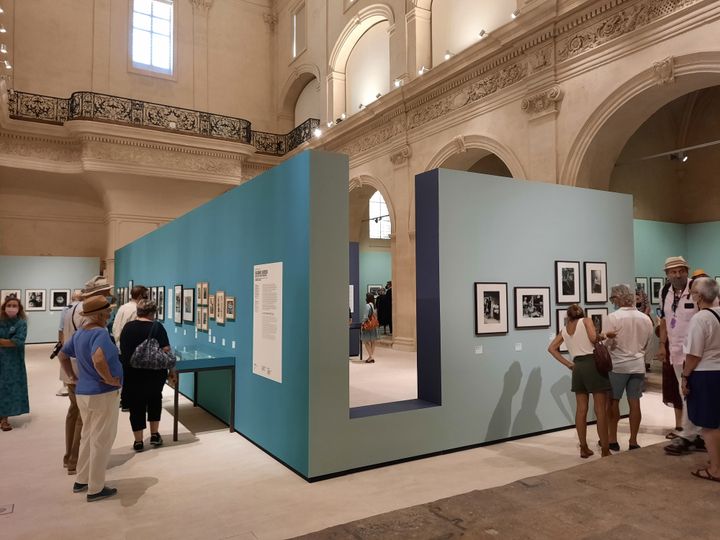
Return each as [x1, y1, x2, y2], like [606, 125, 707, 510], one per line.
[0, 294, 29, 431]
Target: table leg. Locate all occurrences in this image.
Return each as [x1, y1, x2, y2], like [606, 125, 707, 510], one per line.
[193, 371, 198, 407]
[173, 373, 179, 442]
[230, 366, 235, 433]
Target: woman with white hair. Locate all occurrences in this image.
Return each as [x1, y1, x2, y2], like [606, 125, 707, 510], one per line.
[681, 277, 720, 482]
[59, 295, 123, 502]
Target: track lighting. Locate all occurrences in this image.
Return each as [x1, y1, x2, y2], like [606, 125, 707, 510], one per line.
[326, 121, 333, 128]
[375, 92, 382, 99]
[4, 60, 11, 70]
[0, 26, 6, 33]
[358, 103, 364, 110]
[340, 112, 346, 120]
[670, 152, 689, 163]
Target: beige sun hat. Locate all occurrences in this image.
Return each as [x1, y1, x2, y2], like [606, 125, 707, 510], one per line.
[81, 275, 113, 298]
[663, 256, 689, 271]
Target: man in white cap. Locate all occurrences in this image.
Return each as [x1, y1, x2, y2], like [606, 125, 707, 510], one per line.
[658, 256, 705, 454]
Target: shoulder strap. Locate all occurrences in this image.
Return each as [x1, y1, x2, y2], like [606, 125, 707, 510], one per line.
[71, 303, 79, 331]
[703, 308, 720, 325]
[659, 282, 672, 318]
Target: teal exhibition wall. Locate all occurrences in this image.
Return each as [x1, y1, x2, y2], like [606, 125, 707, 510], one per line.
[115, 151, 349, 477]
[0, 256, 99, 343]
[687, 221, 720, 275]
[359, 251, 391, 296]
[305, 168, 635, 478]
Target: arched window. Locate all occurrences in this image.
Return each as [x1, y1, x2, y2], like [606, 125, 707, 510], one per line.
[131, 0, 174, 77]
[369, 191, 391, 239]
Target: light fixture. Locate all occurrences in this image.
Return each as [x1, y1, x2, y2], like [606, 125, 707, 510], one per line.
[418, 65, 427, 75]
[511, 9, 520, 19]
[478, 29, 487, 38]
[313, 128, 322, 138]
[375, 92, 382, 99]
[340, 112, 346, 120]
[670, 151, 689, 163]
[444, 50, 454, 61]
[0, 44, 6, 54]
[358, 103, 365, 110]
[4, 60, 11, 70]
[0, 7, 4, 14]
[394, 78, 403, 88]
[0, 26, 6, 33]
[326, 121, 333, 128]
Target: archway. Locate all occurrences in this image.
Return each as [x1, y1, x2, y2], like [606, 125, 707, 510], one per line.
[424, 134, 526, 178]
[278, 64, 321, 133]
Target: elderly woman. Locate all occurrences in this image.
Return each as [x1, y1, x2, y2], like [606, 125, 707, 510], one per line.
[0, 295, 29, 431]
[548, 304, 611, 458]
[681, 277, 720, 482]
[59, 295, 122, 502]
[119, 299, 173, 452]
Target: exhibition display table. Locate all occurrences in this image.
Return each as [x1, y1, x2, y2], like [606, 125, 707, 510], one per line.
[173, 346, 236, 441]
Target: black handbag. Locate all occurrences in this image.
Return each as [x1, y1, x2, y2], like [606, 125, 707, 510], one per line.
[130, 322, 176, 370]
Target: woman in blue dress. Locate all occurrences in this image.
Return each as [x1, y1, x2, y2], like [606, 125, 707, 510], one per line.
[0, 295, 29, 431]
[360, 293, 379, 363]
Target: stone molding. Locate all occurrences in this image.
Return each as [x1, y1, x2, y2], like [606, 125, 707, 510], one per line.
[389, 145, 412, 166]
[521, 86, 564, 116]
[263, 13, 278, 32]
[2, 212, 105, 225]
[652, 56, 675, 85]
[189, 0, 214, 12]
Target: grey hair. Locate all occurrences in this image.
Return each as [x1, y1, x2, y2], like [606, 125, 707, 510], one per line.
[136, 299, 158, 318]
[84, 308, 111, 325]
[610, 284, 634, 306]
[692, 277, 719, 303]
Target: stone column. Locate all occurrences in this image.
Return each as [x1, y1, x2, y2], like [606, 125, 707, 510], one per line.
[405, 6, 431, 78]
[326, 70, 346, 123]
[191, 0, 213, 111]
[91, 0, 112, 93]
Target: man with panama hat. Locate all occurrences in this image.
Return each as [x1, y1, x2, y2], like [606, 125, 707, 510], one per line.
[658, 256, 706, 454]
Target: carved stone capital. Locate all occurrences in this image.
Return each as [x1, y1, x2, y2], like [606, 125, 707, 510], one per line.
[349, 176, 364, 191]
[263, 13, 278, 32]
[190, 0, 214, 12]
[652, 56, 675, 85]
[451, 135, 467, 154]
[521, 86, 563, 117]
[390, 146, 412, 166]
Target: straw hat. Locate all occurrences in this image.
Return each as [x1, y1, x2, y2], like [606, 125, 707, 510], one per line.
[663, 256, 689, 271]
[80, 295, 111, 316]
[691, 269, 709, 278]
[81, 275, 113, 298]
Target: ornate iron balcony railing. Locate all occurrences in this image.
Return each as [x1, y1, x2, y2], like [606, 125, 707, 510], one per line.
[7, 90, 318, 156]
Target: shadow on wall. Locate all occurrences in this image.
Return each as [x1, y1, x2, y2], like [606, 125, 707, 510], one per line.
[486, 361, 522, 441]
[551, 375, 575, 424]
[511, 367, 543, 437]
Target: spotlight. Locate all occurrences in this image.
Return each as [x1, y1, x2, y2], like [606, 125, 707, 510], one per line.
[3, 60, 11, 70]
[478, 29, 487, 38]
[670, 152, 689, 163]
[394, 78, 402, 88]
[418, 65, 427, 75]
[326, 121, 333, 128]
[313, 128, 322, 138]
[0, 7, 4, 14]
[0, 44, 6, 54]
[511, 9, 520, 19]
[340, 112, 346, 120]
[444, 50, 454, 61]
[335, 117, 343, 124]
[375, 92, 382, 99]
[0, 26, 6, 33]
[358, 103, 364, 110]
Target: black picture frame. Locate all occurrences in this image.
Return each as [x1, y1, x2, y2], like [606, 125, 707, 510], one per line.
[474, 282, 508, 335]
[157, 286, 165, 320]
[635, 277, 648, 295]
[556, 308, 568, 352]
[514, 286, 551, 329]
[183, 288, 195, 323]
[555, 260, 580, 304]
[584, 261, 608, 304]
[586, 307, 608, 335]
[174, 285, 183, 324]
[650, 277, 665, 304]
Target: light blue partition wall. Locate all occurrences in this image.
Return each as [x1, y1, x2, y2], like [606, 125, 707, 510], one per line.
[687, 221, 720, 275]
[359, 251, 391, 295]
[0, 256, 99, 343]
[633, 219, 687, 279]
[115, 150, 349, 477]
[307, 169, 635, 479]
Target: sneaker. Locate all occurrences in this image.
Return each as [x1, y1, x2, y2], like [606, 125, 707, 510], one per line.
[150, 433, 163, 447]
[72, 482, 88, 493]
[133, 441, 144, 452]
[87, 487, 117, 502]
[664, 436, 693, 455]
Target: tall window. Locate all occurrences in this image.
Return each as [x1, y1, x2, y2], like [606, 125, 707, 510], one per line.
[132, 0, 174, 76]
[292, 3, 307, 59]
[369, 191, 391, 239]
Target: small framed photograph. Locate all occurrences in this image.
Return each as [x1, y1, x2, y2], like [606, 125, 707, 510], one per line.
[474, 282, 508, 335]
[584, 262, 608, 303]
[635, 277, 648, 295]
[196, 283, 202, 306]
[183, 288, 194, 323]
[157, 286, 165, 320]
[209, 294, 216, 319]
[174, 285, 183, 324]
[216, 290, 225, 325]
[650, 277, 665, 304]
[1, 289, 21, 303]
[225, 296, 236, 321]
[196, 307, 202, 330]
[25, 289, 47, 311]
[201, 306, 209, 331]
[555, 261, 580, 304]
[50, 289, 71, 311]
[128, 280, 134, 292]
[151, 287, 158, 304]
[201, 282, 209, 305]
[367, 284, 383, 296]
[556, 308, 569, 352]
[514, 287, 551, 329]
[586, 307, 608, 335]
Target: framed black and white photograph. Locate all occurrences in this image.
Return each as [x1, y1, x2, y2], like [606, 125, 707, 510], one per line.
[151, 287, 158, 304]
[128, 280, 134, 292]
[209, 294, 216, 319]
[201, 306, 209, 331]
[196, 307, 202, 330]
[216, 290, 225, 325]
[556, 308, 569, 352]
[514, 287, 551, 329]
[635, 277, 648, 295]
[367, 284, 383, 296]
[25, 289, 46, 311]
[201, 282, 209, 305]
[183, 288, 195, 323]
[157, 286, 165, 320]
[173, 285, 183, 324]
[584, 262, 608, 303]
[650, 277, 665, 304]
[1, 289, 21, 303]
[586, 307, 608, 335]
[555, 261, 580, 304]
[50, 289, 70, 311]
[225, 296, 236, 321]
[474, 282, 508, 335]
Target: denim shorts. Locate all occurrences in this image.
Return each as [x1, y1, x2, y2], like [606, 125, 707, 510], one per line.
[608, 372, 645, 400]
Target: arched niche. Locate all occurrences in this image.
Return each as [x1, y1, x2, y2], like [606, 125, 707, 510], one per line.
[424, 134, 526, 178]
[327, 4, 395, 121]
[562, 52, 720, 191]
[278, 64, 321, 132]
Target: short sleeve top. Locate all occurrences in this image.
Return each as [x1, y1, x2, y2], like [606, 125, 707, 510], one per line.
[61, 327, 123, 395]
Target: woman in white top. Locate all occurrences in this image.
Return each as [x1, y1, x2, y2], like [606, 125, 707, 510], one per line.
[548, 304, 611, 458]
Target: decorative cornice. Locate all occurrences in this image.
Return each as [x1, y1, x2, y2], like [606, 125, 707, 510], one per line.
[521, 86, 564, 116]
[1, 212, 105, 225]
[556, 0, 702, 62]
[189, 0, 214, 12]
[652, 56, 675, 85]
[389, 145, 412, 166]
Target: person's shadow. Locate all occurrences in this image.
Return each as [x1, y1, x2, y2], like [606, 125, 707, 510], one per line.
[486, 361, 523, 441]
[550, 374, 574, 423]
[110, 477, 159, 507]
[511, 367, 543, 436]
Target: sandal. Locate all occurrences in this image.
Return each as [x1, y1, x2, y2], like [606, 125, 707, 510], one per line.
[666, 427, 683, 439]
[365, 358, 375, 363]
[0, 419, 12, 432]
[691, 468, 720, 483]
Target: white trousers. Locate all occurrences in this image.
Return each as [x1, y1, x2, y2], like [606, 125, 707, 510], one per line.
[673, 364, 702, 440]
[76, 390, 120, 494]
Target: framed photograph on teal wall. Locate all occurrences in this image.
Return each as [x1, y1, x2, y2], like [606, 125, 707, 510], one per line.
[586, 307, 608, 335]
[584, 261, 608, 303]
[474, 282, 508, 335]
[174, 285, 182, 324]
[635, 277, 648, 295]
[650, 277, 665, 304]
[555, 260, 580, 304]
[514, 287, 550, 329]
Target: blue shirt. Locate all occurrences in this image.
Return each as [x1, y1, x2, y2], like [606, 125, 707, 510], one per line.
[61, 327, 123, 395]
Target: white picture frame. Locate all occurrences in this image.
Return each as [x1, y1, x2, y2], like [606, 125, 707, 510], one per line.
[514, 287, 551, 329]
[586, 307, 609, 335]
[50, 289, 71, 311]
[650, 277, 665, 305]
[474, 282, 508, 335]
[25, 289, 47, 311]
[1, 289, 21, 304]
